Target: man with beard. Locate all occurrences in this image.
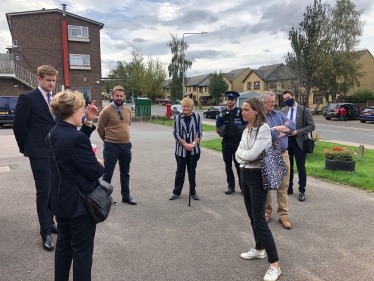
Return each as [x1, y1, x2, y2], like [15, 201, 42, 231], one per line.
[97, 86, 137, 205]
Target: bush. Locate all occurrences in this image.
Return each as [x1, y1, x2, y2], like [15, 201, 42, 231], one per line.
[351, 89, 374, 103]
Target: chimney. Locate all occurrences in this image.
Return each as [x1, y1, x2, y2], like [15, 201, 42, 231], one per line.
[62, 4, 67, 18]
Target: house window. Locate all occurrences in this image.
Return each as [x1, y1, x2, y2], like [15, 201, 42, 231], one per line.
[199, 87, 203, 93]
[313, 94, 323, 103]
[193, 86, 197, 91]
[69, 54, 90, 66]
[270, 81, 277, 89]
[300, 94, 307, 105]
[74, 88, 91, 105]
[247, 82, 252, 90]
[254, 81, 260, 89]
[68, 25, 89, 39]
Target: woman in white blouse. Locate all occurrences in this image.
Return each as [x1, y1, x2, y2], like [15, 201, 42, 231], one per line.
[235, 97, 281, 281]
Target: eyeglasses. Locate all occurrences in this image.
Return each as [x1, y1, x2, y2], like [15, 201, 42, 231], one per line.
[266, 101, 276, 105]
[118, 111, 123, 121]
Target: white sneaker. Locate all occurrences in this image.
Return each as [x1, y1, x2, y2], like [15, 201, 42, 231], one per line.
[263, 266, 281, 281]
[240, 248, 266, 260]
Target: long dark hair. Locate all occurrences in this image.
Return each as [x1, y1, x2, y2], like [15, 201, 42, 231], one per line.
[243, 97, 267, 128]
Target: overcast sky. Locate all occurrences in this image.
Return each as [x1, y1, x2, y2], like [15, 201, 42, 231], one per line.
[1, 0, 373, 78]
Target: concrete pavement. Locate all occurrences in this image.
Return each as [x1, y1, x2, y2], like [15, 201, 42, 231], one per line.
[0, 122, 374, 281]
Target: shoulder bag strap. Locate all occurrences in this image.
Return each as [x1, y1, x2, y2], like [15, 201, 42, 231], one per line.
[302, 107, 313, 141]
[48, 133, 86, 200]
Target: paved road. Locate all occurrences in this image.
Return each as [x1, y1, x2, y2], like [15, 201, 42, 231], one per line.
[1, 122, 374, 280]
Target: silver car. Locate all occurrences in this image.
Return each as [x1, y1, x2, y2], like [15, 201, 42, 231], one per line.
[171, 105, 182, 115]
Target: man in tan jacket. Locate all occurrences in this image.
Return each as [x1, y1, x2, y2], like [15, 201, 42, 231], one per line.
[97, 86, 136, 205]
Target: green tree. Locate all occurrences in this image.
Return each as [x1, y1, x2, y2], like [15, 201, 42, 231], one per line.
[124, 50, 145, 98]
[140, 56, 167, 100]
[351, 89, 374, 103]
[166, 33, 193, 102]
[285, 0, 328, 108]
[285, 0, 365, 107]
[208, 71, 228, 105]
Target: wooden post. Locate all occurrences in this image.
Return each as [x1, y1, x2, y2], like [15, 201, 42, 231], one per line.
[358, 145, 364, 158]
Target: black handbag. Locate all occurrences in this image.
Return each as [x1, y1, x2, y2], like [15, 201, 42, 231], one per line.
[302, 108, 315, 153]
[48, 133, 114, 224]
[260, 141, 287, 191]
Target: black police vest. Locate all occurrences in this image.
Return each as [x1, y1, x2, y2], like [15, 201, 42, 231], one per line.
[219, 107, 246, 139]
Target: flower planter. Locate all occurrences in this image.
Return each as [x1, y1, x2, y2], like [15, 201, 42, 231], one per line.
[325, 159, 355, 171]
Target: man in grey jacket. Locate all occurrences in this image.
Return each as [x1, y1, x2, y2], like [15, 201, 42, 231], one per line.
[281, 90, 315, 202]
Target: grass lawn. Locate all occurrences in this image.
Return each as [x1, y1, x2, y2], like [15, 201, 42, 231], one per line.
[150, 118, 216, 131]
[200, 138, 374, 192]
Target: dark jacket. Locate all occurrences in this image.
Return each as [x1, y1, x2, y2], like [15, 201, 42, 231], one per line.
[13, 88, 56, 158]
[46, 121, 104, 218]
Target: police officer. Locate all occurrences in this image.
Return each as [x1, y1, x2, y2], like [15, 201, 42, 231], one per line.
[216, 91, 247, 195]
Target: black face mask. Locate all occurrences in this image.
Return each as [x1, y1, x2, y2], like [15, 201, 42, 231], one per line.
[285, 98, 295, 107]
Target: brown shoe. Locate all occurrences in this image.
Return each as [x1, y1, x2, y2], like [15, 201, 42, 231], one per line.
[279, 217, 291, 229]
[265, 212, 271, 222]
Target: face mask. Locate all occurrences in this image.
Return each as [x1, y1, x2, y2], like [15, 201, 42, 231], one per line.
[285, 98, 294, 107]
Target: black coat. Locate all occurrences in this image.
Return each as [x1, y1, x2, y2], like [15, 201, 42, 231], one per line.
[45, 121, 104, 218]
[13, 88, 56, 158]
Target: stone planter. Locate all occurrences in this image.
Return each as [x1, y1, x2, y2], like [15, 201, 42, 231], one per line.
[325, 159, 355, 171]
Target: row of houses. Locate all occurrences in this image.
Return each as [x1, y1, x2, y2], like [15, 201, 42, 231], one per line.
[1, 6, 373, 110]
[164, 50, 374, 108]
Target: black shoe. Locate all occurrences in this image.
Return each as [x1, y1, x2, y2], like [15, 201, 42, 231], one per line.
[51, 224, 58, 234]
[287, 188, 293, 195]
[122, 198, 137, 205]
[298, 192, 306, 202]
[42, 235, 55, 251]
[225, 188, 234, 195]
[191, 194, 199, 200]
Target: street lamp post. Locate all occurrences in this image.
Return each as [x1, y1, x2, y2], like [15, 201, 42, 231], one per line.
[181, 32, 207, 100]
[108, 62, 117, 75]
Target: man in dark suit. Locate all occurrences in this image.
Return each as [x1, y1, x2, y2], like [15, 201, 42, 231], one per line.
[13, 65, 58, 251]
[281, 90, 315, 202]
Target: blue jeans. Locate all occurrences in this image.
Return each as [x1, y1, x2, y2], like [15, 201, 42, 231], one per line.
[241, 169, 279, 263]
[102, 142, 132, 200]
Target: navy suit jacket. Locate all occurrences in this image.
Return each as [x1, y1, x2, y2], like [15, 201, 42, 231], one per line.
[46, 121, 104, 218]
[13, 88, 55, 158]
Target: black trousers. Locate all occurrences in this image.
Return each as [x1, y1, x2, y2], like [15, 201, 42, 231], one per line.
[55, 214, 96, 281]
[173, 153, 200, 196]
[222, 138, 241, 190]
[287, 137, 307, 193]
[241, 169, 279, 263]
[29, 158, 54, 237]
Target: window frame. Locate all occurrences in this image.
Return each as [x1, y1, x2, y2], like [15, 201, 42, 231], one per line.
[69, 54, 90, 66]
[247, 82, 252, 90]
[68, 25, 89, 39]
[254, 81, 260, 90]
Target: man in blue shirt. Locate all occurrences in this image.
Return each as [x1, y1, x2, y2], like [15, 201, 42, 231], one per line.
[216, 91, 247, 195]
[259, 91, 295, 229]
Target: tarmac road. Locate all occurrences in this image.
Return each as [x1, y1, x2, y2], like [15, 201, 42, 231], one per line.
[0, 122, 374, 281]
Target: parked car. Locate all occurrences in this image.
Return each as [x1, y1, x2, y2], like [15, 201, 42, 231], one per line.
[203, 106, 225, 119]
[171, 104, 182, 115]
[359, 106, 374, 123]
[0, 96, 18, 127]
[131, 104, 135, 111]
[322, 103, 360, 120]
[155, 98, 171, 105]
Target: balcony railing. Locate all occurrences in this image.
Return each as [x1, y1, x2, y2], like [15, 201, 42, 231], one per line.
[0, 53, 62, 92]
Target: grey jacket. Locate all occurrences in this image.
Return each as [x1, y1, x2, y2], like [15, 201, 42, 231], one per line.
[235, 124, 272, 169]
[281, 103, 315, 150]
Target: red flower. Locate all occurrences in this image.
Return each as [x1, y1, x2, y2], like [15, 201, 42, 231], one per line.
[332, 147, 341, 151]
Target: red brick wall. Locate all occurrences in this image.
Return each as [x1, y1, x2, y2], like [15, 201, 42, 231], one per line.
[9, 10, 103, 107]
[0, 78, 32, 96]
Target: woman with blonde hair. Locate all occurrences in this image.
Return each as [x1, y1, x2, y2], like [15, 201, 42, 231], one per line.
[235, 97, 281, 281]
[46, 90, 104, 281]
[169, 97, 203, 200]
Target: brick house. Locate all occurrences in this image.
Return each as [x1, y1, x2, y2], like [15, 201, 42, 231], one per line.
[0, 5, 104, 107]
